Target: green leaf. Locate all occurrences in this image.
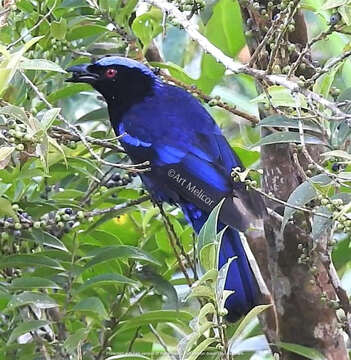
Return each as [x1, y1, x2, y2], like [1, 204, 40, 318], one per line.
[0, 105, 29, 123]
[31, 229, 68, 252]
[216, 256, 235, 312]
[258, 115, 321, 132]
[105, 355, 150, 360]
[0, 146, 15, 162]
[59, 0, 90, 8]
[135, 266, 178, 310]
[198, 0, 245, 93]
[200, 243, 217, 272]
[67, 25, 108, 41]
[0, 197, 18, 220]
[198, 198, 225, 258]
[252, 86, 307, 108]
[76, 107, 108, 123]
[84, 245, 160, 269]
[132, 9, 163, 50]
[0, 254, 63, 270]
[178, 322, 213, 359]
[10, 277, 61, 290]
[151, 61, 197, 85]
[321, 0, 347, 10]
[281, 174, 332, 232]
[63, 328, 89, 354]
[313, 62, 342, 98]
[197, 269, 218, 285]
[76, 273, 138, 293]
[41, 108, 61, 130]
[230, 305, 272, 343]
[116, 310, 192, 334]
[20, 58, 66, 73]
[251, 132, 324, 148]
[45, 83, 92, 106]
[186, 338, 217, 360]
[51, 18, 67, 40]
[7, 292, 58, 309]
[340, 5, 351, 25]
[0, 36, 43, 95]
[278, 342, 325, 360]
[232, 146, 260, 167]
[321, 150, 351, 161]
[312, 206, 333, 241]
[7, 320, 50, 344]
[72, 297, 108, 319]
[188, 285, 215, 300]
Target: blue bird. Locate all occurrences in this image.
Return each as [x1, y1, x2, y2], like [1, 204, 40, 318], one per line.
[67, 56, 266, 321]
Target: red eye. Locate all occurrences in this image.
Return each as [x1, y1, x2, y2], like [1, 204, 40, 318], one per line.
[105, 68, 117, 78]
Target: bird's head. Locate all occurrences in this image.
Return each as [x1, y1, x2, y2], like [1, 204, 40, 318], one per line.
[66, 56, 160, 103]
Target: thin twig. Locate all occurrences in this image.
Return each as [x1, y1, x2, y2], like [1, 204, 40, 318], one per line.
[157, 203, 193, 286]
[158, 203, 197, 276]
[87, 195, 151, 217]
[138, 304, 178, 360]
[51, 126, 126, 153]
[159, 71, 259, 124]
[144, 0, 351, 123]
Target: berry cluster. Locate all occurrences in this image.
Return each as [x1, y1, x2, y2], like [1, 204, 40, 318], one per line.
[171, 0, 205, 13]
[2, 119, 37, 152]
[104, 172, 137, 189]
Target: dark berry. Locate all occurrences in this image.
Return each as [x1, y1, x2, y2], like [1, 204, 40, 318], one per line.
[66, 221, 74, 228]
[329, 13, 341, 25]
[65, 208, 73, 215]
[112, 173, 121, 182]
[106, 180, 116, 188]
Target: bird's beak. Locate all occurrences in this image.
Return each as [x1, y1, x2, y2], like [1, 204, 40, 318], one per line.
[66, 64, 98, 84]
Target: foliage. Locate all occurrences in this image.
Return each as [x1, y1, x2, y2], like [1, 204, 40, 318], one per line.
[0, 0, 351, 359]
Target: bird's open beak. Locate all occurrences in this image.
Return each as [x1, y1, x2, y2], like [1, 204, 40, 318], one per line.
[66, 64, 98, 84]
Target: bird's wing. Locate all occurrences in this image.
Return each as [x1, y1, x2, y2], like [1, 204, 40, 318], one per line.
[120, 85, 265, 231]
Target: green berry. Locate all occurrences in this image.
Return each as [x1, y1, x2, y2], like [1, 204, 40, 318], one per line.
[1, 232, 9, 240]
[77, 211, 85, 219]
[16, 144, 24, 151]
[33, 221, 41, 229]
[23, 134, 32, 142]
[321, 198, 329, 205]
[14, 222, 22, 230]
[62, 214, 70, 221]
[287, 44, 296, 53]
[12, 204, 19, 211]
[287, 24, 295, 32]
[14, 131, 23, 139]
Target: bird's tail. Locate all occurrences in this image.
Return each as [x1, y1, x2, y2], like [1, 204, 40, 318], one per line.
[218, 226, 258, 321]
[182, 203, 259, 322]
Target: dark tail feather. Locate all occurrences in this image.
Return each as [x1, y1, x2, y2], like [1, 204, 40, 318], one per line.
[218, 226, 258, 321]
[181, 203, 259, 322]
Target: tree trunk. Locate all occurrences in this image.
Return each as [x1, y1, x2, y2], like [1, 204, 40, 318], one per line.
[239, 2, 348, 358]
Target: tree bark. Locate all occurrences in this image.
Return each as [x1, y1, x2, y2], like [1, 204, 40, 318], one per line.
[239, 2, 348, 359]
